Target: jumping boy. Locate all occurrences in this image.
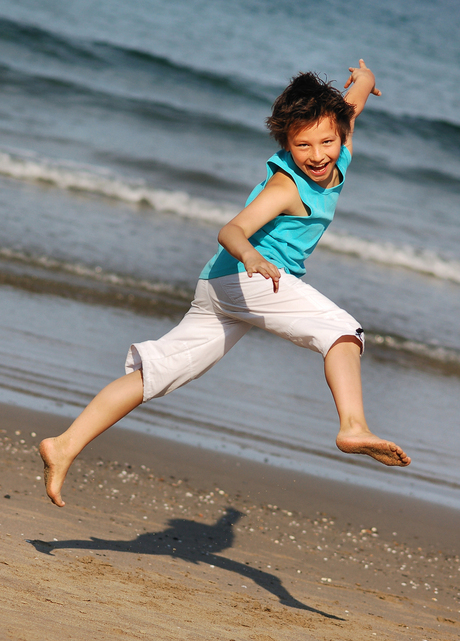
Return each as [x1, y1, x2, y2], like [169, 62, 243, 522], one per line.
[40, 59, 410, 507]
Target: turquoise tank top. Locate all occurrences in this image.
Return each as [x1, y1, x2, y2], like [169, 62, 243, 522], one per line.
[199, 146, 351, 280]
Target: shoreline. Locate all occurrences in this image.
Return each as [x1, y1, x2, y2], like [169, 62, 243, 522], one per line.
[1, 401, 459, 639]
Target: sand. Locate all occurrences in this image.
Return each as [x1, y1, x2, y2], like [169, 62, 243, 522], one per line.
[1, 401, 459, 641]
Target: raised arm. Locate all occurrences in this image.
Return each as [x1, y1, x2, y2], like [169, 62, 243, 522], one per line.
[343, 58, 381, 153]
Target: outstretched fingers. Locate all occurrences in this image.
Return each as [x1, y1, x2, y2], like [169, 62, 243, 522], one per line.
[344, 58, 381, 96]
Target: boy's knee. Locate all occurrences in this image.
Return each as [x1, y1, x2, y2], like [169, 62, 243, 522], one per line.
[328, 334, 364, 355]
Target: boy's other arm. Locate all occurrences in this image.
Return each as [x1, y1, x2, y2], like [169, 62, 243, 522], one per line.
[217, 173, 298, 293]
[343, 58, 381, 153]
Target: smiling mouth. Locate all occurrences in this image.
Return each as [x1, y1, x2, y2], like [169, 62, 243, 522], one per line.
[308, 162, 329, 175]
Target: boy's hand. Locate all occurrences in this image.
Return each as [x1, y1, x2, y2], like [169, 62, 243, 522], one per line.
[244, 252, 281, 293]
[344, 58, 381, 97]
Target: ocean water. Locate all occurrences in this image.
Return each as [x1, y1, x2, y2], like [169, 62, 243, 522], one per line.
[0, 0, 460, 508]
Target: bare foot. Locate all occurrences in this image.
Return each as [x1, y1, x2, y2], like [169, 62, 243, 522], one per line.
[39, 437, 73, 507]
[336, 433, 411, 467]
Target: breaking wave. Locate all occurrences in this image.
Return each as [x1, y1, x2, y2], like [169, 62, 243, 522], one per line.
[0, 149, 237, 224]
[1, 148, 459, 286]
[320, 232, 460, 284]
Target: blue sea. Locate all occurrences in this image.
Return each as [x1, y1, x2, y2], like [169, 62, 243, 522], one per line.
[1, 0, 460, 508]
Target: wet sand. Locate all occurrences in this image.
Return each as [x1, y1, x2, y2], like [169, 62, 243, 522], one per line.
[1, 401, 459, 640]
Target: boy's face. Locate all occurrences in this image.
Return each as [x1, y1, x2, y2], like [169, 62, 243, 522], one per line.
[285, 117, 342, 188]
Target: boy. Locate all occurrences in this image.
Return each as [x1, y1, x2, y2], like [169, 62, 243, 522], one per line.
[40, 59, 410, 508]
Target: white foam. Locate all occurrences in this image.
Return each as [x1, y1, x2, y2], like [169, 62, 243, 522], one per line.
[321, 232, 460, 284]
[1, 148, 459, 285]
[0, 149, 237, 225]
[367, 333, 460, 369]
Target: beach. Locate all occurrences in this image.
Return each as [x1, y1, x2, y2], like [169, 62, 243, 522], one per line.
[1, 1, 460, 639]
[1, 0, 460, 508]
[1, 402, 459, 641]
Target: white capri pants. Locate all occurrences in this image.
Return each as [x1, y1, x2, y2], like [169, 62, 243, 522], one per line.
[125, 270, 364, 403]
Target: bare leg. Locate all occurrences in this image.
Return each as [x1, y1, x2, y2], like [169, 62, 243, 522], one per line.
[39, 370, 144, 507]
[324, 337, 411, 467]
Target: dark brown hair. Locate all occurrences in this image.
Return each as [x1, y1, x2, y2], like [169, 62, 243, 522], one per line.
[266, 72, 355, 148]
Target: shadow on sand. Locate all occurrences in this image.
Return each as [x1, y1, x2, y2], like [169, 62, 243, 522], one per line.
[29, 507, 343, 620]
